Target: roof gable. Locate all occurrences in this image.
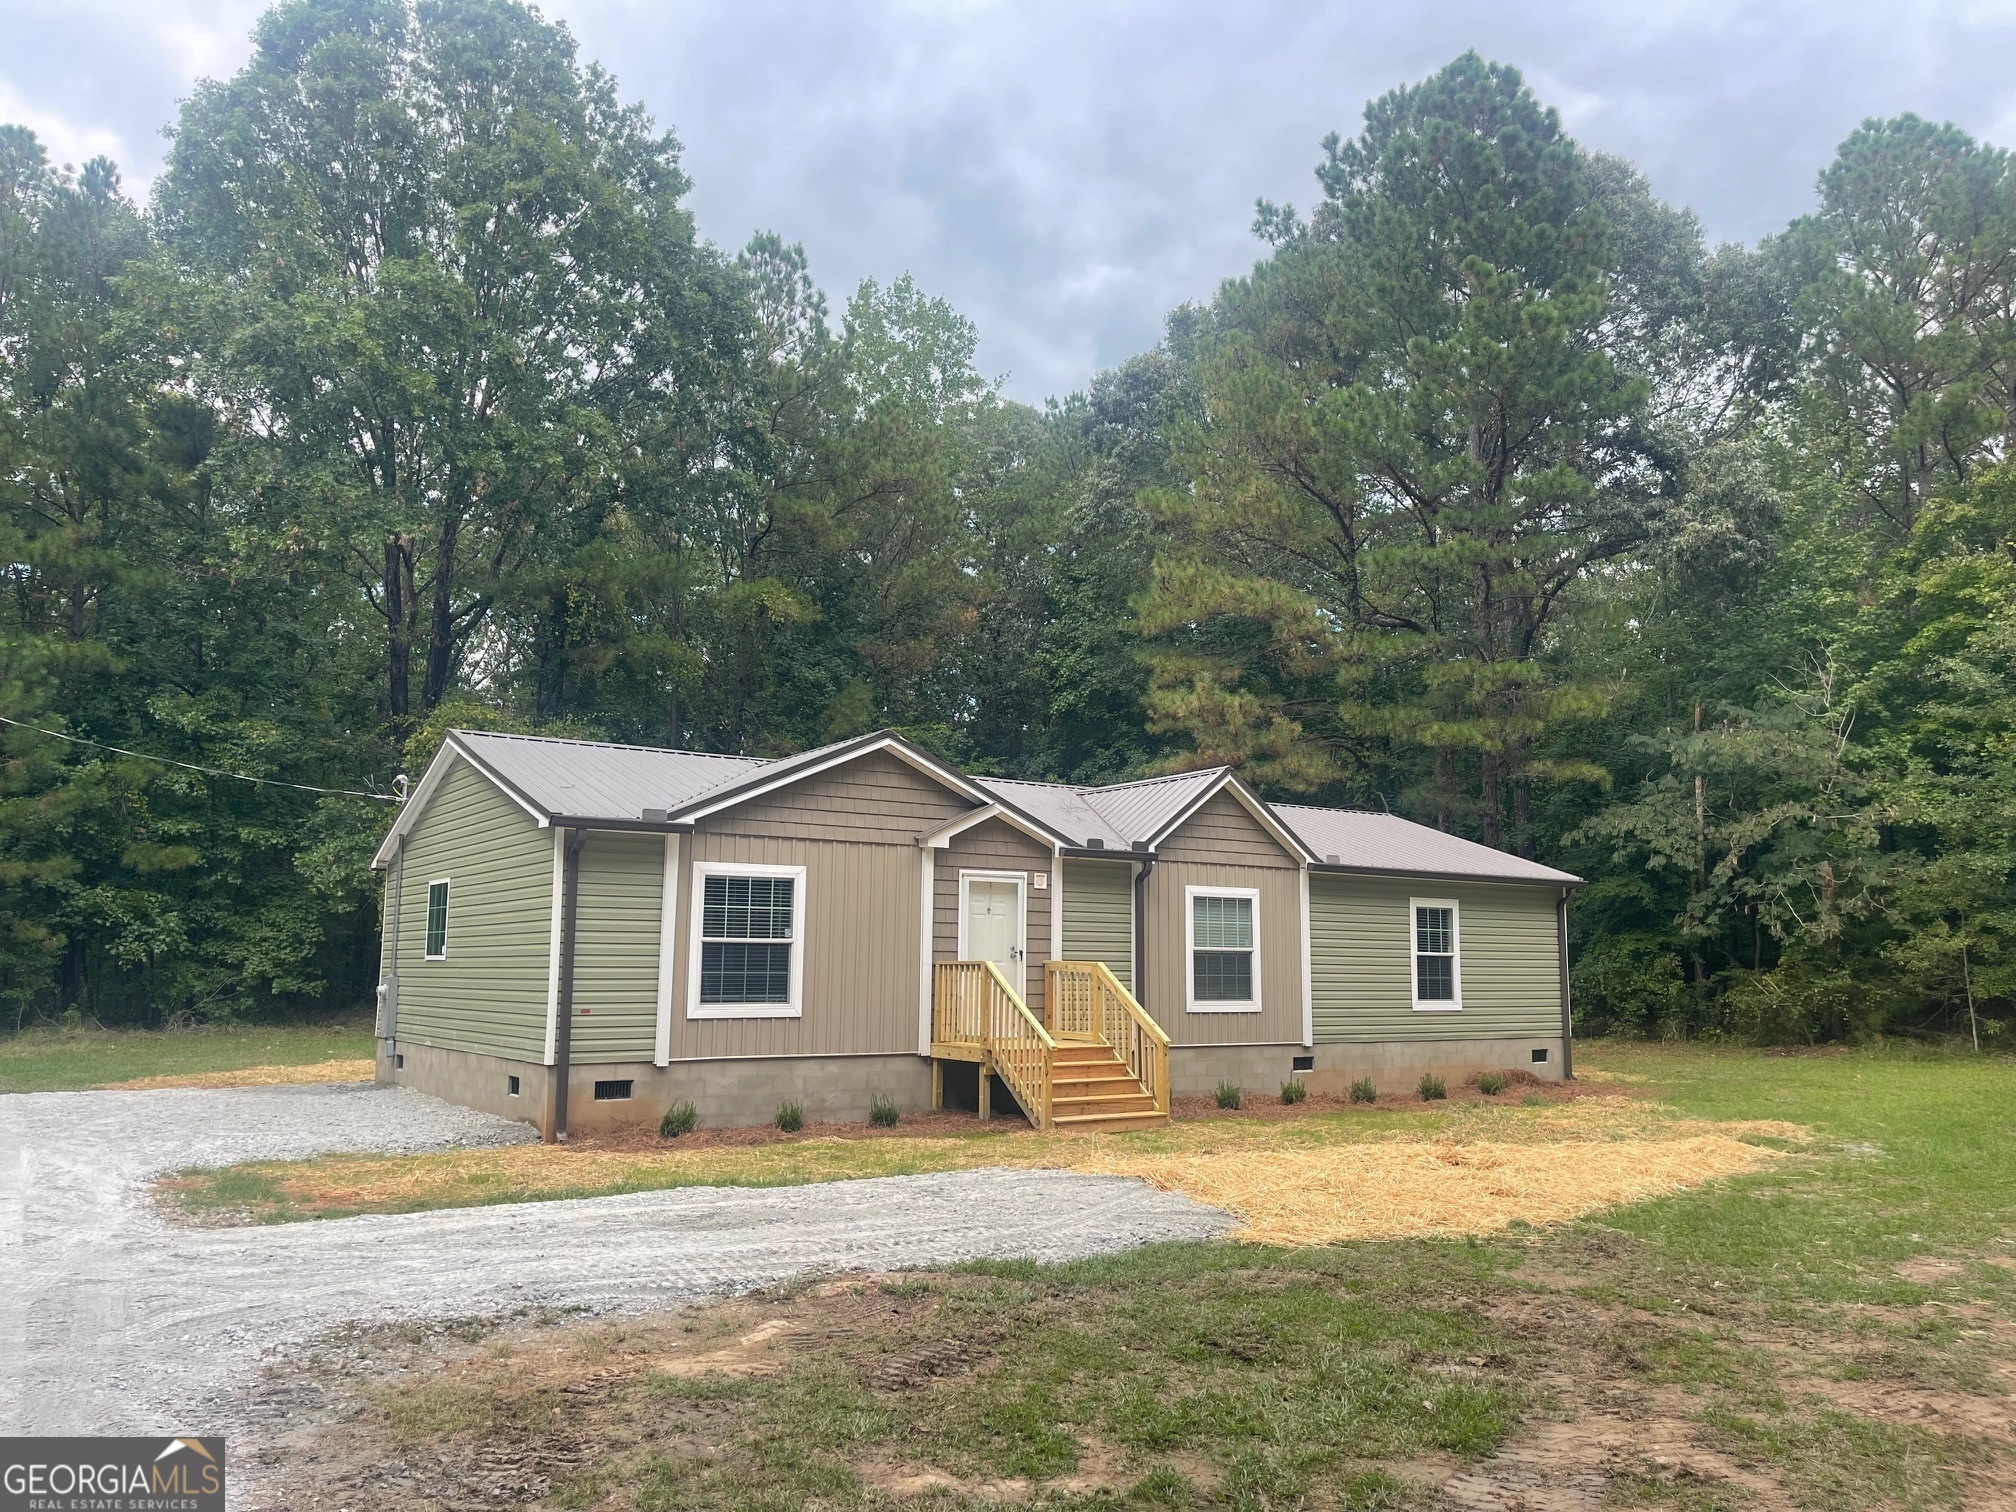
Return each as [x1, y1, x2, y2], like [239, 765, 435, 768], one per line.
[670, 732, 1003, 826]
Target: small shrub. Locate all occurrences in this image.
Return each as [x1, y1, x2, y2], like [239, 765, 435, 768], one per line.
[1522, 1092, 1546, 1107]
[1417, 1072, 1447, 1101]
[1476, 1070, 1505, 1096]
[1279, 1079, 1307, 1105]
[658, 1100, 698, 1139]
[1348, 1076, 1377, 1104]
[775, 1100, 804, 1133]
[868, 1093, 900, 1128]
[1214, 1082, 1243, 1110]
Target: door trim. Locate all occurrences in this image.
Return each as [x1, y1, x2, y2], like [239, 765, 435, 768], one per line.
[957, 869, 1028, 973]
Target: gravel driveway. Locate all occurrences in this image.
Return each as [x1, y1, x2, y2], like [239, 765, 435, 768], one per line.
[0, 1082, 1231, 1450]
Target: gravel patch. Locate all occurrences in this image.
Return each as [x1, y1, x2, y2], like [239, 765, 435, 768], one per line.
[0, 1081, 1232, 1463]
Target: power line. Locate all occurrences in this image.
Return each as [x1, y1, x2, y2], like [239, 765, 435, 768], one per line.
[0, 715, 400, 802]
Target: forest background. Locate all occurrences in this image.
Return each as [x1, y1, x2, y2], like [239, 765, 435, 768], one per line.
[6, 0, 2015, 1046]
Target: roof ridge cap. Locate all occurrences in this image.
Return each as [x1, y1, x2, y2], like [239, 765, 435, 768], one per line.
[1084, 766, 1228, 794]
[977, 775, 1093, 794]
[1272, 801, 1396, 815]
[453, 728, 766, 762]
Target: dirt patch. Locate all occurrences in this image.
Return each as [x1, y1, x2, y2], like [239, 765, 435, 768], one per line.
[1897, 1254, 1973, 1284]
[102, 1058, 376, 1090]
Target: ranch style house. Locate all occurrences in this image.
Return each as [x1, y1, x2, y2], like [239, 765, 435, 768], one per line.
[371, 729, 1580, 1138]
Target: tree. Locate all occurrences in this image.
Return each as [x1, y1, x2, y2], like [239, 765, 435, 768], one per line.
[151, 0, 745, 729]
[1140, 55, 1677, 843]
[1792, 116, 2016, 548]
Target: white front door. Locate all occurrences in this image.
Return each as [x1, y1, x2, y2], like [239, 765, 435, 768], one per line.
[962, 877, 1023, 975]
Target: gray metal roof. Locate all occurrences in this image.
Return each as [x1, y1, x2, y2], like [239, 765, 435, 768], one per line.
[456, 730, 762, 819]
[403, 728, 1576, 885]
[1083, 769, 1228, 842]
[1275, 804, 1580, 885]
[971, 777, 1133, 848]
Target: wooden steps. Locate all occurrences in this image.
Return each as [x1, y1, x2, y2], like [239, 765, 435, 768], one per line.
[1044, 1043, 1167, 1132]
[931, 960, 1172, 1133]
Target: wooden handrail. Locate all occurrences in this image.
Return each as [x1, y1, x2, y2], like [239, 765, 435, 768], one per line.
[933, 960, 1055, 1130]
[1045, 960, 1171, 1115]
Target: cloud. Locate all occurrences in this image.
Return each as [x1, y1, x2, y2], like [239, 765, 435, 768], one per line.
[5, 0, 2016, 400]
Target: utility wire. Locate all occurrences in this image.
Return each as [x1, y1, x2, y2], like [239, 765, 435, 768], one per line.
[0, 714, 401, 801]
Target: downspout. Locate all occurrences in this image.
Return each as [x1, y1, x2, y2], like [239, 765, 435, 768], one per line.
[1556, 888, 1574, 1081]
[546, 828, 589, 1143]
[1131, 847, 1155, 1003]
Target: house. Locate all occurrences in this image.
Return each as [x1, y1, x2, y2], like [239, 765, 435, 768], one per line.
[370, 728, 1580, 1138]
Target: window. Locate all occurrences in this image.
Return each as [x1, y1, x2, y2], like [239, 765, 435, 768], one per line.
[688, 863, 806, 1019]
[1411, 898, 1461, 1010]
[1186, 886, 1260, 1012]
[424, 879, 450, 959]
[1532, 1047, 1549, 1064]
[593, 1079, 633, 1101]
[507, 1075, 521, 1097]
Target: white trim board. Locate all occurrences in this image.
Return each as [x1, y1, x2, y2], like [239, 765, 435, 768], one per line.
[1299, 866, 1314, 1048]
[653, 832, 681, 1065]
[686, 860, 808, 1020]
[1185, 883, 1262, 1014]
[920, 801, 1067, 853]
[916, 847, 936, 1056]
[543, 828, 565, 1065]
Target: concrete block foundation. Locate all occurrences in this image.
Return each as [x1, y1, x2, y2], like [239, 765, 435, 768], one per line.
[1165, 1037, 1565, 1102]
[379, 1039, 935, 1136]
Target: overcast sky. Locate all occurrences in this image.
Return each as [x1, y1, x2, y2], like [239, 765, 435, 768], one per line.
[8, 0, 2016, 402]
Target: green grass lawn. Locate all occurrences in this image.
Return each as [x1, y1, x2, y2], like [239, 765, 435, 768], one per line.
[0, 1014, 376, 1093]
[243, 1040, 2015, 1512]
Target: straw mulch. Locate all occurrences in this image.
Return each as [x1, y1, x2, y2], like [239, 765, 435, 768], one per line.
[106, 1058, 377, 1090]
[1029, 1099, 1804, 1245]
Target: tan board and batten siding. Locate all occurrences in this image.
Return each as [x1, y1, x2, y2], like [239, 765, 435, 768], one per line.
[1143, 790, 1304, 1047]
[1061, 859, 1134, 989]
[1310, 874, 1561, 1042]
[932, 817, 1053, 1012]
[391, 757, 553, 1061]
[569, 831, 663, 1063]
[666, 750, 972, 1060]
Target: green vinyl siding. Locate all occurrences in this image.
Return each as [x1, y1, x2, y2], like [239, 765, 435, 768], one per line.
[570, 831, 666, 1063]
[1062, 859, 1134, 989]
[1310, 875, 1561, 1042]
[395, 758, 554, 1060]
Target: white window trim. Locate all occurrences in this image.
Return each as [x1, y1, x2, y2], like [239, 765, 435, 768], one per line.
[424, 878, 451, 961]
[686, 861, 807, 1020]
[957, 870, 1028, 969]
[1185, 884, 1261, 1014]
[653, 833, 681, 1064]
[1410, 896, 1463, 1012]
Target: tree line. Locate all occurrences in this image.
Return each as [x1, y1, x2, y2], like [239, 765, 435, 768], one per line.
[4, 3, 2013, 1045]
